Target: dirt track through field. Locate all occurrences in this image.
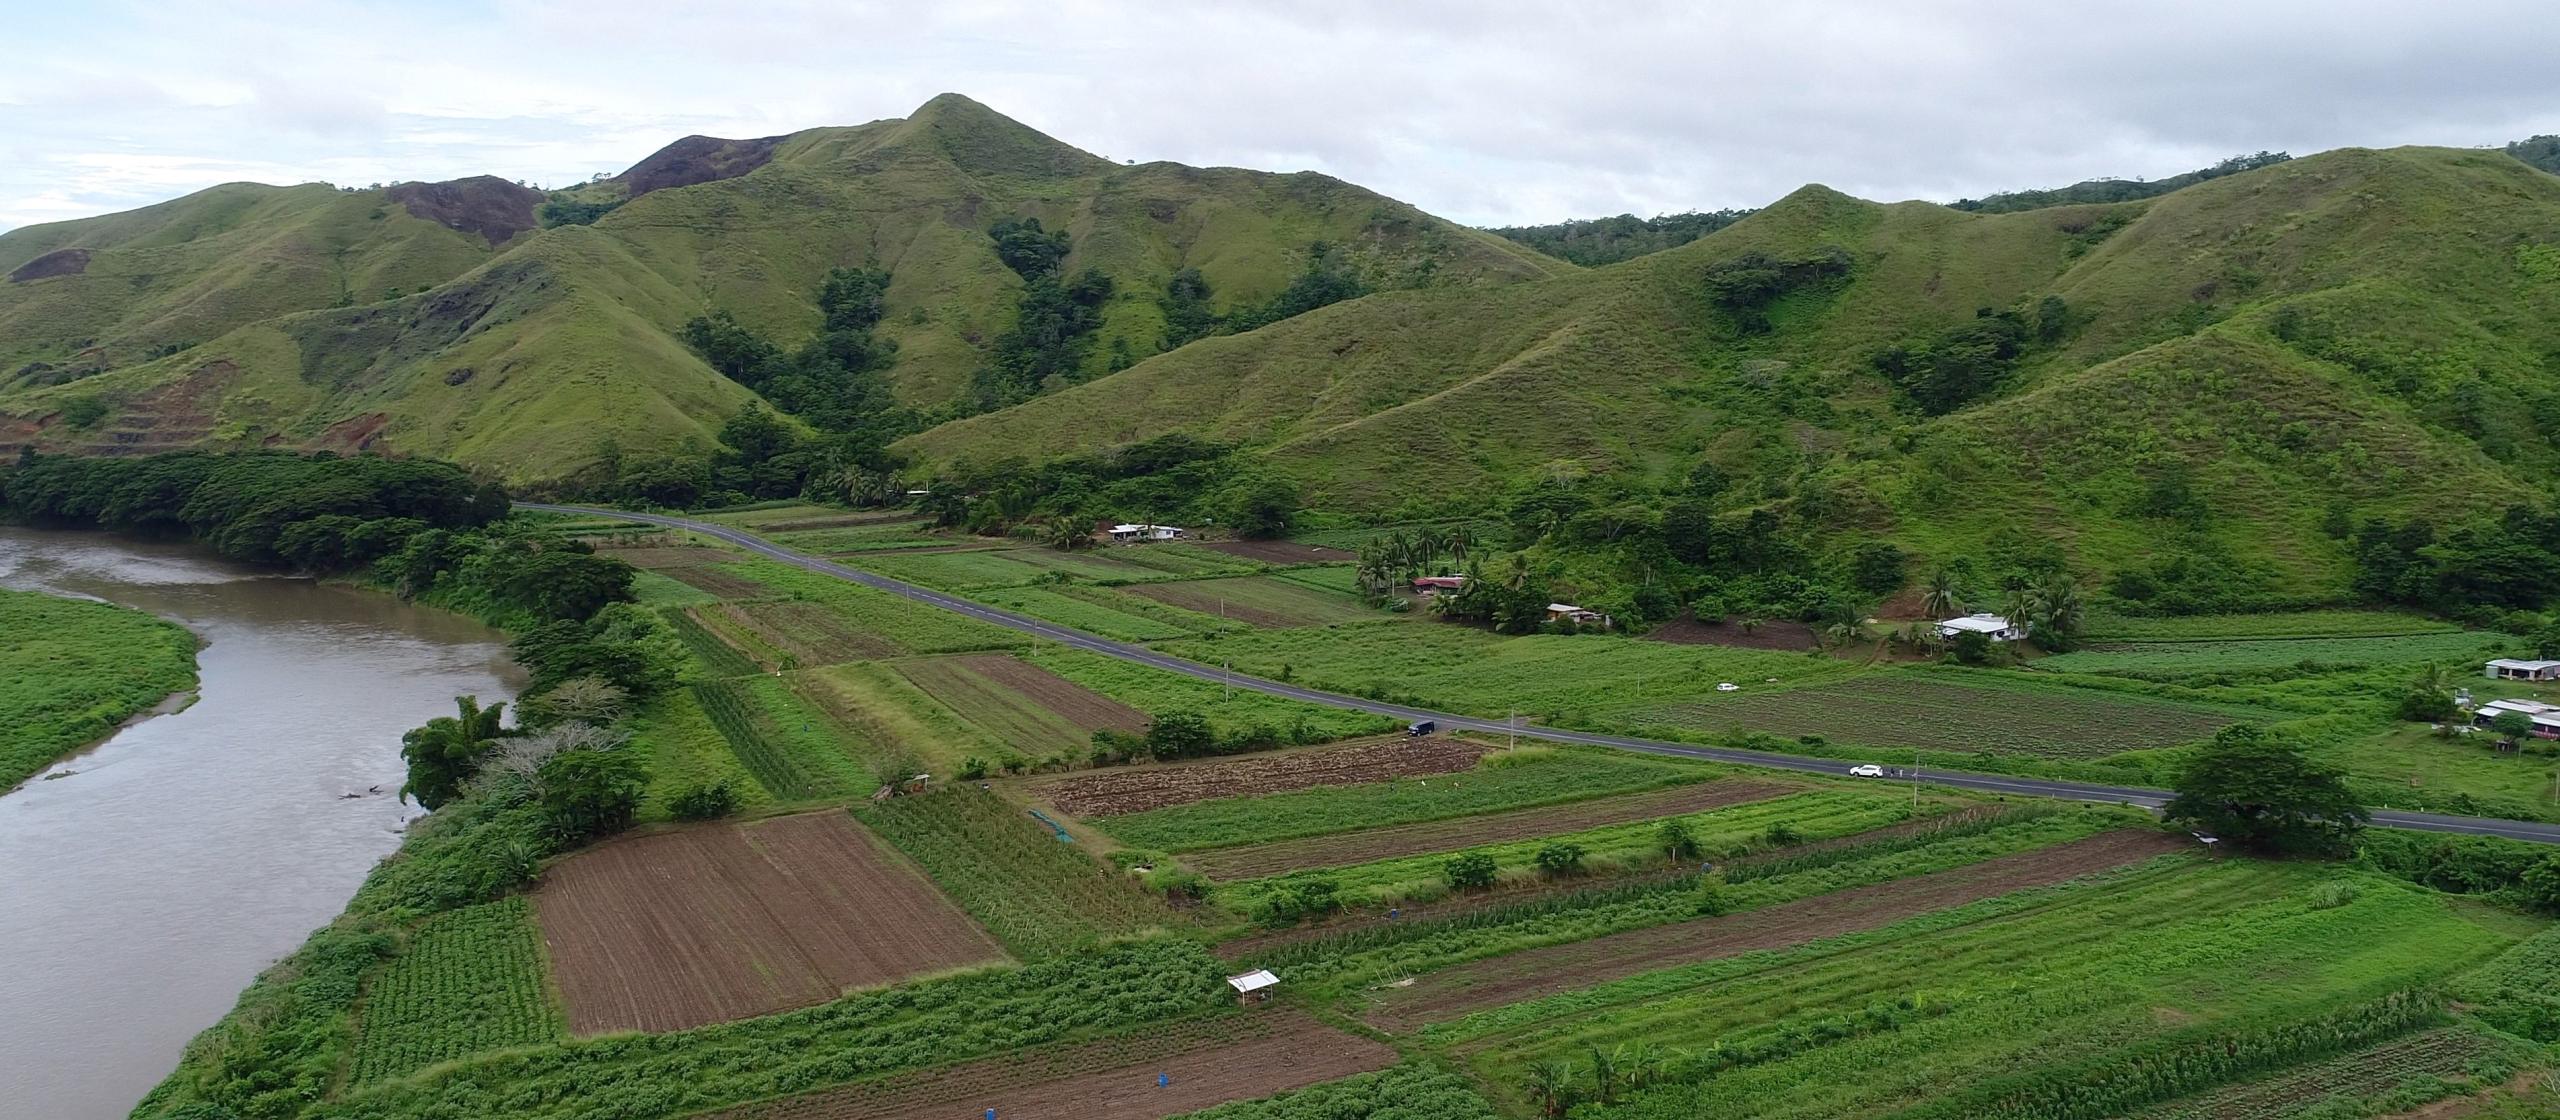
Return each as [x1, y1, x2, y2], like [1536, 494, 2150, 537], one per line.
[1363, 828, 2185, 1031]
[1034, 736, 1489, 818]
[695, 1010, 1396, 1120]
[604, 545, 738, 568]
[1184, 779, 1792, 880]
[534, 811, 1004, 1035]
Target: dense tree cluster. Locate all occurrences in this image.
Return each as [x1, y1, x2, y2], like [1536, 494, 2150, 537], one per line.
[1487, 209, 1757, 266]
[0, 450, 505, 568]
[974, 216, 1115, 410]
[680, 264, 902, 433]
[2349, 506, 2560, 617]
[1701, 247, 1852, 332]
[928, 432, 1300, 542]
[1950, 151, 2293, 213]
[1150, 241, 1374, 354]
[1871, 301, 2069, 415]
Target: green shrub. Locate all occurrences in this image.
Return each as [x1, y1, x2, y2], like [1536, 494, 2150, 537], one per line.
[1535, 842, 1587, 876]
[668, 779, 740, 821]
[1446, 852, 1499, 891]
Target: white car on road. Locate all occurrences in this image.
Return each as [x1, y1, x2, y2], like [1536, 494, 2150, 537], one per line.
[1847, 764, 1886, 778]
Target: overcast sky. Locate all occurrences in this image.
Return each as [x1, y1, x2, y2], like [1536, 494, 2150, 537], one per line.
[2, 0, 2553, 234]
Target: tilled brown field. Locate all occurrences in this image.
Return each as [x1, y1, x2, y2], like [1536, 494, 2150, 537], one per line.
[1190, 540, 1354, 564]
[534, 811, 1005, 1035]
[694, 1009, 1396, 1120]
[899, 653, 1147, 744]
[1216, 805, 2008, 959]
[1362, 828, 2186, 1030]
[665, 565, 769, 599]
[695, 600, 897, 667]
[1184, 779, 1792, 881]
[1034, 735, 1489, 818]
[605, 545, 741, 569]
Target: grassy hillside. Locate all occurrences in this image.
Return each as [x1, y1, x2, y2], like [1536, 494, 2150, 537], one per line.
[0, 95, 1563, 482]
[903, 146, 2560, 599]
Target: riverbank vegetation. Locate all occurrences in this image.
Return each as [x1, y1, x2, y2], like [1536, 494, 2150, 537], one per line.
[0, 588, 199, 789]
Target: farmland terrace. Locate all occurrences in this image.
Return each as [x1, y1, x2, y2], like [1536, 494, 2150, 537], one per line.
[519, 503, 2560, 847]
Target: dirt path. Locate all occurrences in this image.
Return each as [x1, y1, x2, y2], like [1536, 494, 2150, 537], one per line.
[695, 1010, 1396, 1120]
[1185, 779, 1793, 881]
[1033, 735, 1488, 818]
[1362, 829, 2185, 1031]
[1216, 806, 2009, 959]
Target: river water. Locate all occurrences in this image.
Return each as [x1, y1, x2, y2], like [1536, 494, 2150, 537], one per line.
[0, 528, 522, 1119]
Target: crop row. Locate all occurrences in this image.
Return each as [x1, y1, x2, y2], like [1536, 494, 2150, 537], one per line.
[689, 678, 866, 800]
[1101, 747, 1715, 852]
[1616, 674, 2239, 760]
[2036, 632, 2505, 677]
[319, 940, 1224, 1120]
[1223, 789, 1915, 909]
[348, 899, 560, 1085]
[856, 788, 1183, 957]
[2122, 1026, 2512, 1120]
[660, 606, 759, 678]
[1475, 865, 2510, 1119]
[1166, 1064, 1498, 1120]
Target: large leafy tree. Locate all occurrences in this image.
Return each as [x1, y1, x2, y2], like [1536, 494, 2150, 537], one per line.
[2164, 725, 2368, 856]
[399, 695, 509, 810]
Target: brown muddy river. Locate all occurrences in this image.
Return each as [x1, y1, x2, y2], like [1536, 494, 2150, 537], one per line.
[0, 528, 522, 1119]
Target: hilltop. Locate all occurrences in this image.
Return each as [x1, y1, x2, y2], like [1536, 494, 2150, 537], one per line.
[0, 94, 1563, 479]
[903, 146, 2560, 602]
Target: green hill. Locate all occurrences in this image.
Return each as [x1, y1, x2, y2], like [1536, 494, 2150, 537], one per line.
[901, 146, 2560, 601]
[0, 94, 1564, 480]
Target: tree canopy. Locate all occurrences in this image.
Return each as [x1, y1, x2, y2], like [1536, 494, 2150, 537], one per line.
[2163, 725, 2368, 856]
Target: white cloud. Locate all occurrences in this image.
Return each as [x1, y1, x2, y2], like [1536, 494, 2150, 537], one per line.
[1, 0, 2553, 234]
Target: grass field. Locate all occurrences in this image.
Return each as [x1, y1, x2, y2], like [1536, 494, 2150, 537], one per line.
[627, 688, 771, 818]
[350, 899, 560, 1084]
[846, 547, 1153, 589]
[2038, 631, 2511, 675]
[1614, 673, 2250, 760]
[1098, 748, 1722, 852]
[973, 585, 1224, 641]
[855, 789, 1186, 957]
[0, 588, 198, 790]
[2079, 610, 2466, 642]
[1021, 646, 1399, 743]
[789, 661, 1018, 775]
[721, 559, 1032, 654]
[1127, 575, 1379, 628]
[1158, 622, 1849, 721]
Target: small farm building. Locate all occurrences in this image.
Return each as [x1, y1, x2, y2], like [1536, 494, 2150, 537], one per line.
[2473, 699, 2560, 738]
[2486, 659, 2560, 682]
[1108, 523, 1186, 542]
[1936, 613, 2028, 642]
[1412, 575, 1467, 595]
[1547, 603, 1612, 628]
[1226, 968, 1281, 1006]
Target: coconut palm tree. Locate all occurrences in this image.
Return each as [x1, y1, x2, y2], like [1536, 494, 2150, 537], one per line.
[2034, 573, 2085, 647]
[399, 695, 508, 810]
[1922, 568, 1964, 618]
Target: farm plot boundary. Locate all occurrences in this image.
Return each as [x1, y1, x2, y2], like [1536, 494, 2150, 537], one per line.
[1365, 828, 2188, 1029]
[691, 1009, 1396, 1120]
[1617, 674, 2244, 759]
[533, 811, 1005, 1035]
[1123, 576, 1375, 629]
[894, 653, 1146, 755]
[1184, 779, 1793, 881]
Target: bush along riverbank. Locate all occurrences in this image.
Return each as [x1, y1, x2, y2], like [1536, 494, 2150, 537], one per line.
[0, 587, 200, 790]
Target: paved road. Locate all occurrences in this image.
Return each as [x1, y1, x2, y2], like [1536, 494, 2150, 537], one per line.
[528, 502, 2560, 845]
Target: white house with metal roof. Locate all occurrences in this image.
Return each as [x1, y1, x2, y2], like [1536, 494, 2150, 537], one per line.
[2486, 658, 2560, 682]
[1935, 613, 2028, 642]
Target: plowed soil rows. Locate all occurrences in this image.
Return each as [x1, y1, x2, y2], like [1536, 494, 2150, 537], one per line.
[534, 811, 1004, 1035]
[1124, 576, 1370, 628]
[1186, 779, 1792, 881]
[665, 566, 769, 600]
[1363, 829, 2185, 1030]
[605, 545, 739, 569]
[695, 600, 896, 667]
[1034, 736, 1489, 818]
[894, 654, 1145, 753]
[1192, 540, 1353, 564]
[695, 1010, 1396, 1120]
[1215, 807, 2004, 959]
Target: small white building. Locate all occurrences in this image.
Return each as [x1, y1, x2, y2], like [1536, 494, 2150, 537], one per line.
[2486, 658, 2560, 682]
[2473, 698, 2560, 738]
[1225, 968, 1281, 1006]
[1936, 613, 2028, 643]
[1547, 603, 1612, 628]
[1107, 523, 1185, 543]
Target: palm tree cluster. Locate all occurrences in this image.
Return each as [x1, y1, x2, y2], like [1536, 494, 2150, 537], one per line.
[1354, 523, 1478, 600]
[1917, 567, 2085, 650]
[1525, 1042, 1675, 1116]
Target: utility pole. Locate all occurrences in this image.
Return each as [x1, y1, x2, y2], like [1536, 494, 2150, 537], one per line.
[1912, 747, 1921, 812]
[1224, 660, 1232, 699]
[1509, 709, 1518, 751]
